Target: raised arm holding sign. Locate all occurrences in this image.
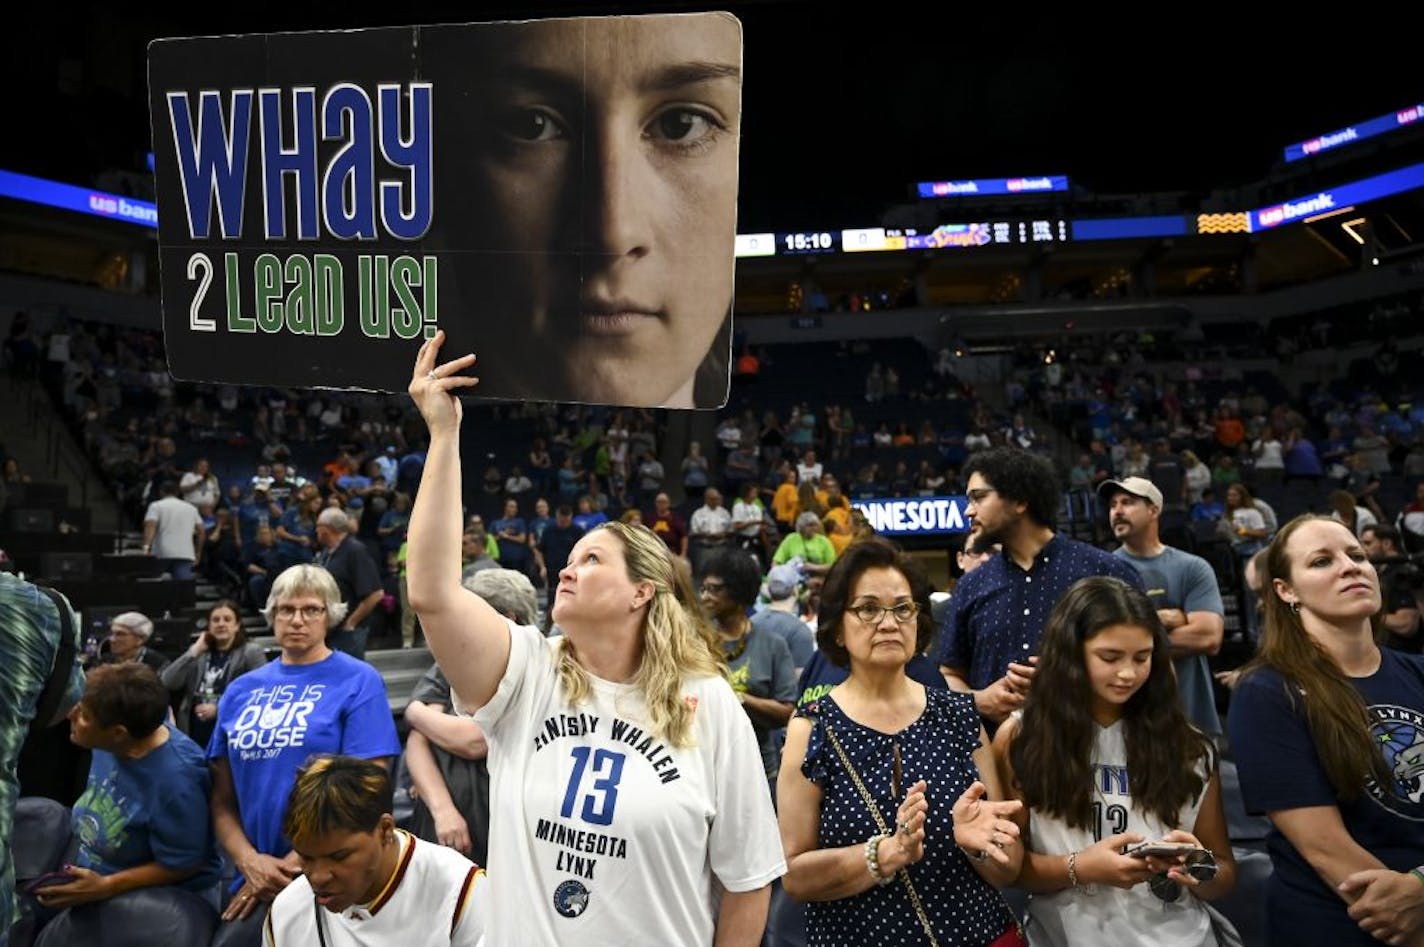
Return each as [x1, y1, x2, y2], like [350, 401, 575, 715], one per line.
[406, 331, 785, 947]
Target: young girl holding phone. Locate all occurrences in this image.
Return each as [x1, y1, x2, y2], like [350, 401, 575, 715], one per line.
[993, 577, 1237, 945]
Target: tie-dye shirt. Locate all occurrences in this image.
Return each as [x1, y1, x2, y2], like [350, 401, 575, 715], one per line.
[0, 572, 85, 934]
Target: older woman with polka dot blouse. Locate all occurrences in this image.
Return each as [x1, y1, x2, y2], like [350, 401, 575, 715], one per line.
[778, 538, 1026, 946]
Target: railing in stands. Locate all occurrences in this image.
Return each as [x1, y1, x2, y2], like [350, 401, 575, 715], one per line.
[45, 420, 88, 510]
[21, 368, 92, 511]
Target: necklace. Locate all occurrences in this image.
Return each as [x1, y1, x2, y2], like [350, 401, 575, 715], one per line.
[722, 617, 751, 662]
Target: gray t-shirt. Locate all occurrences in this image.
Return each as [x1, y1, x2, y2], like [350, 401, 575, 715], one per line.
[752, 608, 815, 670]
[1114, 546, 1225, 736]
[408, 665, 490, 867]
[727, 628, 798, 775]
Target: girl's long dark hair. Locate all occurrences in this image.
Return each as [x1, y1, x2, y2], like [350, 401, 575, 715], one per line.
[1010, 576, 1213, 831]
[1238, 515, 1391, 800]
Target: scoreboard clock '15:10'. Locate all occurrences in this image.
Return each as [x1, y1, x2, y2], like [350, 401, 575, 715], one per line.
[778, 231, 838, 254]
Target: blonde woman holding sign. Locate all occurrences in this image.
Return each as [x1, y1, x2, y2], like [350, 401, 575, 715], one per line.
[407, 332, 784, 947]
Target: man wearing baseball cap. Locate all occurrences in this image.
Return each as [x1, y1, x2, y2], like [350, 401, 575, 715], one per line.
[1099, 476, 1225, 737]
[752, 565, 814, 677]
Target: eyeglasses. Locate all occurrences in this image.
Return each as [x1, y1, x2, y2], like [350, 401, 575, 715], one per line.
[275, 605, 327, 621]
[849, 602, 919, 625]
[965, 488, 997, 506]
[699, 580, 726, 595]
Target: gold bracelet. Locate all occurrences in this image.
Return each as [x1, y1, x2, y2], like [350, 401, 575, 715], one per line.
[1067, 850, 1080, 888]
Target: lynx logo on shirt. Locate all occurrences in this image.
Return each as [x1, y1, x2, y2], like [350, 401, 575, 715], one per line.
[553, 879, 589, 918]
[72, 770, 132, 854]
[1366, 703, 1424, 821]
[227, 683, 327, 760]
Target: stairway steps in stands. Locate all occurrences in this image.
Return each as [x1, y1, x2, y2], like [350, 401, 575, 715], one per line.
[1222, 594, 1240, 636]
[382, 668, 427, 715]
[367, 647, 434, 673]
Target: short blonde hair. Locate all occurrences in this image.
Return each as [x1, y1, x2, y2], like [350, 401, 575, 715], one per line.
[263, 564, 349, 628]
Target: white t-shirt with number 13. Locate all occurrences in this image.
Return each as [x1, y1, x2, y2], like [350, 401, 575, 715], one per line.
[472, 622, 786, 947]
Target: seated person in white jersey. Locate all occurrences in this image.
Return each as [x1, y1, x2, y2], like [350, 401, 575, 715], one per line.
[263, 755, 485, 947]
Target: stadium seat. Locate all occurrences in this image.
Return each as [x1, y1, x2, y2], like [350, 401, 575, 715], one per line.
[12, 797, 72, 883]
[1219, 757, 1270, 843]
[11, 798, 75, 947]
[1210, 845, 1272, 947]
[33, 887, 218, 947]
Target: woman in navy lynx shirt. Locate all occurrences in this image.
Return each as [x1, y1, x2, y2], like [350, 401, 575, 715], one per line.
[1231, 516, 1424, 946]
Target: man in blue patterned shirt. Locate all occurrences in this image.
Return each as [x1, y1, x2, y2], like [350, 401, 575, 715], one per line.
[934, 447, 1143, 726]
[0, 571, 85, 942]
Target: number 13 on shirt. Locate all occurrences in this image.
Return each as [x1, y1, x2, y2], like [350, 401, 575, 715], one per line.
[561, 747, 626, 826]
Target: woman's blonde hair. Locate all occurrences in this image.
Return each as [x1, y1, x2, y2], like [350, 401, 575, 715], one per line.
[554, 521, 724, 747]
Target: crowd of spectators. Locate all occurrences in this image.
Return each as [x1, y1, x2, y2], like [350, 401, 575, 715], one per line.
[4, 320, 1027, 632]
[15, 294, 1424, 654]
[11, 287, 1424, 947]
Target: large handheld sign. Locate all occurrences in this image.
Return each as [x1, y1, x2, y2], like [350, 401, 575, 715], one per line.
[149, 13, 742, 408]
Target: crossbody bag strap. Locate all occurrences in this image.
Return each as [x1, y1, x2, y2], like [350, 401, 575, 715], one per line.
[821, 722, 940, 947]
[29, 586, 77, 735]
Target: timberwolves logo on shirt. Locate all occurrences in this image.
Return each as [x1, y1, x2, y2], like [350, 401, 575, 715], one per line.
[553, 879, 590, 918]
[1366, 703, 1424, 821]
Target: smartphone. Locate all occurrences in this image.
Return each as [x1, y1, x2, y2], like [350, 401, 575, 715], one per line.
[1122, 841, 1201, 859]
[22, 870, 75, 895]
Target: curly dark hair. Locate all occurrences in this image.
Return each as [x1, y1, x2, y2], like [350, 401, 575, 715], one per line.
[963, 446, 1060, 528]
[816, 537, 934, 668]
[700, 547, 762, 610]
